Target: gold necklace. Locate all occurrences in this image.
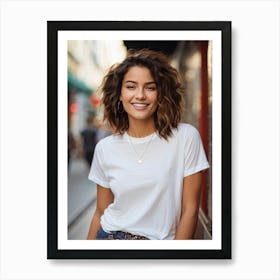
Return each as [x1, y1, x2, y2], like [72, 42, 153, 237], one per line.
[127, 133, 155, 164]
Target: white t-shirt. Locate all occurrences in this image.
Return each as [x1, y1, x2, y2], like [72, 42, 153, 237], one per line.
[88, 123, 209, 240]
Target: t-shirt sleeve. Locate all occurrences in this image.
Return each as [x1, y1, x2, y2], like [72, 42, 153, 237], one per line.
[88, 141, 110, 188]
[184, 126, 210, 177]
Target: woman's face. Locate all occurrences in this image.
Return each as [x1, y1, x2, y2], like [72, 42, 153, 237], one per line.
[120, 66, 158, 126]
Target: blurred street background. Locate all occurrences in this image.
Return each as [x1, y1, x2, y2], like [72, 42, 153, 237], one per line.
[68, 158, 96, 239]
[67, 40, 212, 240]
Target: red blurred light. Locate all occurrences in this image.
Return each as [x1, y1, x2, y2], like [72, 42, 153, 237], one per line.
[90, 96, 100, 107]
[70, 103, 78, 113]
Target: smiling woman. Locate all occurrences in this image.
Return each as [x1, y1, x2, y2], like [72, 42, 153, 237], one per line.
[86, 49, 210, 240]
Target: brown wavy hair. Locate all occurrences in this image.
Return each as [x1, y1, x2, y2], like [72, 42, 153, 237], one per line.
[98, 48, 184, 140]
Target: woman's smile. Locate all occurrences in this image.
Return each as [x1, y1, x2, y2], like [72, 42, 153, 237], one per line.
[131, 102, 150, 110]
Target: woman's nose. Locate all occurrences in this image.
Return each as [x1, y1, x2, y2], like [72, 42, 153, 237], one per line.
[135, 87, 146, 99]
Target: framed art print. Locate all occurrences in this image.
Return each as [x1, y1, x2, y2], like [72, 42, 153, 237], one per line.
[47, 21, 231, 259]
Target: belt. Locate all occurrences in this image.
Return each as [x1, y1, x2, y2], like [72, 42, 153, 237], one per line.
[108, 231, 149, 240]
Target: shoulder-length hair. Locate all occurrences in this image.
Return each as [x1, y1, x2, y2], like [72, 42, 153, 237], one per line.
[98, 48, 185, 140]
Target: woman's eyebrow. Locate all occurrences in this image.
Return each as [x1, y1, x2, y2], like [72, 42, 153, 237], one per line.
[145, 81, 157, 85]
[124, 80, 156, 85]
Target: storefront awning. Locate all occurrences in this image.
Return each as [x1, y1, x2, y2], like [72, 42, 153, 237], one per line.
[68, 71, 93, 95]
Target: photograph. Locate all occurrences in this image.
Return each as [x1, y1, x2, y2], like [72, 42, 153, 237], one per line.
[47, 21, 231, 259]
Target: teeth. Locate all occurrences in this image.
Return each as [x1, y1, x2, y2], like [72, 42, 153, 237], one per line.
[133, 103, 147, 107]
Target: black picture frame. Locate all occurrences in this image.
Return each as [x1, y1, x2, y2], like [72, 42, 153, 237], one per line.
[47, 21, 231, 259]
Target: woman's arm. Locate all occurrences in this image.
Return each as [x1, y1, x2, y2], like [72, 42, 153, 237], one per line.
[87, 184, 114, 240]
[174, 172, 202, 240]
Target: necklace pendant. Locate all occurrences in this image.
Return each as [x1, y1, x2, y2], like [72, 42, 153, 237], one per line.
[138, 159, 142, 164]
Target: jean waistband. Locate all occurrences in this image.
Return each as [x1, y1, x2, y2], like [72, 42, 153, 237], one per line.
[97, 227, 149, 240]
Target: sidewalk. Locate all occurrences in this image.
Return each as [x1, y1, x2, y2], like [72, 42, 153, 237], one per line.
[68, 157, 96, 240]
[68, 201, 96, 240]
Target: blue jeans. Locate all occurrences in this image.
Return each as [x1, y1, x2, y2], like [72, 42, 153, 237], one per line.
[96, 227, 125, 239]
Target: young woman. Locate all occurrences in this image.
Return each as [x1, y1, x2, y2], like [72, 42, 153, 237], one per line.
[87, 49, 209, 240]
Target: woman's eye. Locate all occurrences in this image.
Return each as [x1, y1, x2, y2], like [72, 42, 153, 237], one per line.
[145, 87, 156, 91]
[126, 85, 135, 89]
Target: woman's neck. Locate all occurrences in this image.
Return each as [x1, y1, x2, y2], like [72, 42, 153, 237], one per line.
[127, 121, 156, 138]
